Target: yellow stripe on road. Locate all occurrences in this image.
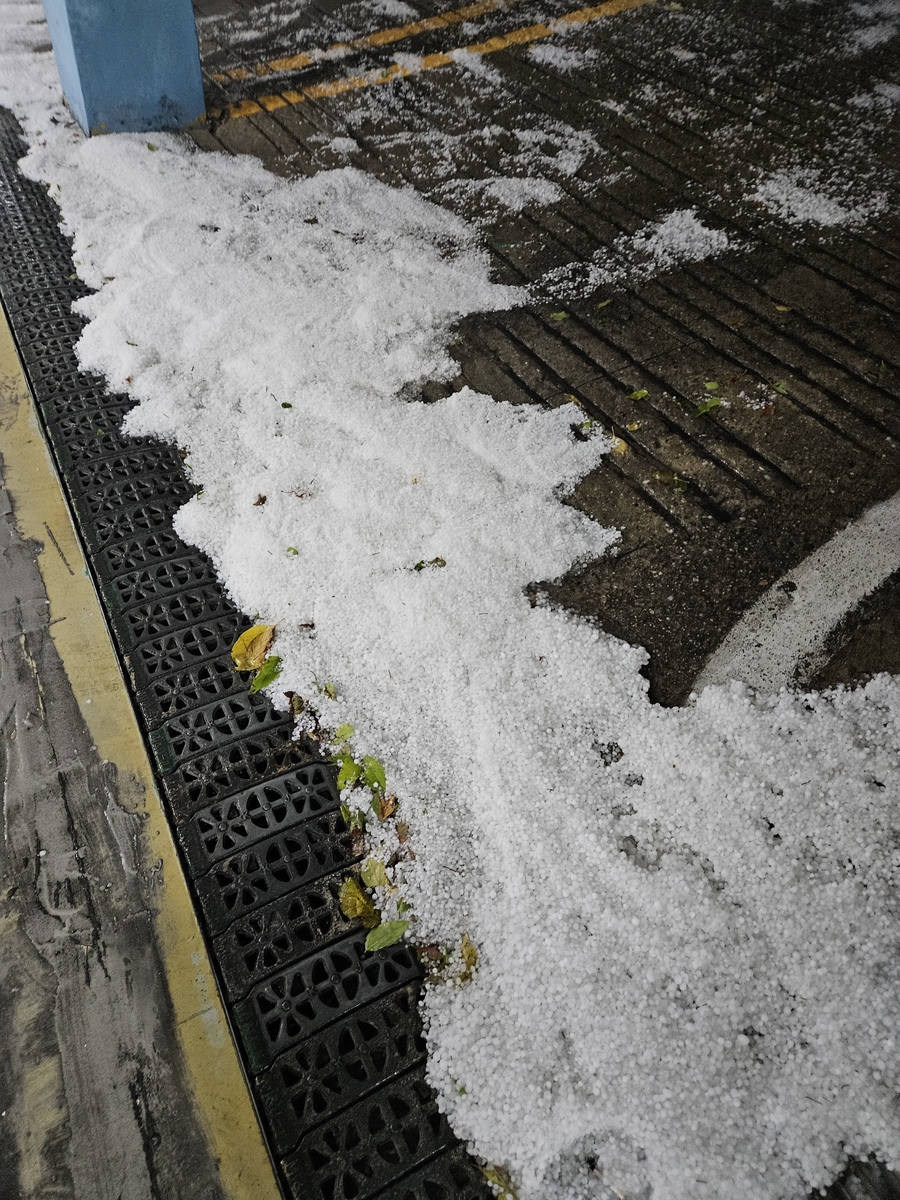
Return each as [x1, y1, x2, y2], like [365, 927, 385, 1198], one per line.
[213, 0, 653, 121]
[210, 0, 530, 83]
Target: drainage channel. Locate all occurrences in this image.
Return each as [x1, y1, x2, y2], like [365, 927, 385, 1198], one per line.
[0, 106, 489, 1200]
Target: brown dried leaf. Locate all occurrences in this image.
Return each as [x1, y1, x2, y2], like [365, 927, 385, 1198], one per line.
[378, 793, 398, 821]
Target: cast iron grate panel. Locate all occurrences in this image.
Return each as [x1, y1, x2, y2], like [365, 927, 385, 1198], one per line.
[131, 652, 245, 726]
[374, 1147, 492, 1200]
[0, 103, 486, 1200]
[235, 934, 423, 1072]
[259, 985, 427, 1156]
[17, 327, 86, 364]
[23, 356, 109, 395]
[181, 764, 341, 872]
[100, 553, 223, 615]
[92, 528, 195, 579]
[34, 385, 118, 423]
[77, 496, 190, 551]
[150, 692, 296, 769]
[48, 408, 154, 472]
[73, 472, 195, 524]
[195, 812, 359, 936]
[126, 617, 243, 688]
[214, 878, 358, 999]
[110, 584, 235, 652]
[155, 725, 321, 822]
[280, 1070, 455, 1200]
[69, 444, 188, 496]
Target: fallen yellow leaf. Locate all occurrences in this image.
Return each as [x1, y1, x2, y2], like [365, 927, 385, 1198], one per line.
[610, 436, 628, 454]
[231, 623, 276, 671]
[774, 304, 792, 312]
[339, 877, 380, 928]
[460, 933, 478, 983]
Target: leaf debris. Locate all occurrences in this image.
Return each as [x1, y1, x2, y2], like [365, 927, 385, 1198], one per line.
[365, 920, 409, 952]
[696, 396, 722, 415]
[339, 876, 379, 928]
[231, 623, 276, 671]
[249, 655, 282, 693]
[460, 933, 478, 984]
[360, 857, 389, 888]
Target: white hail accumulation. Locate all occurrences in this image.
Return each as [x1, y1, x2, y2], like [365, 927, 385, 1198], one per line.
[1, 2, 900, 1198]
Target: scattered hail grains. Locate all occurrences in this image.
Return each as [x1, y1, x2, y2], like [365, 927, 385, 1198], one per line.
[749, 166, 883, 227]
[3, 5, 900, 1200]
[845, 0, 900, 50]
[540, 208, 732, 297]
[328, 136, 359, 156]
[449, 47, 506, 85]
[445, 174, 563, 213]
[528, 43, 597, 73]
[739, 384, 779, 411]
[849, 82, 900, 109]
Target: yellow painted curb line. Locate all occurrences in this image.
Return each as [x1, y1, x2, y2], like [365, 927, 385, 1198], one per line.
[210, 0, 529, 83]
[0, 311, 281, 1200]
[211, 0, 654, 121]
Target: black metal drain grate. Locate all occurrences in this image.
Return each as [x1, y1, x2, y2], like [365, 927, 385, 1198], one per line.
[0, 107, 488, 1200]
[281, 1072, 459, 1200]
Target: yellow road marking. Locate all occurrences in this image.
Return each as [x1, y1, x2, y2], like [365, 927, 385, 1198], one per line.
[211, 0, 527, 83]
[0, 312, 280, 1200]
[214, 0, 653, 121]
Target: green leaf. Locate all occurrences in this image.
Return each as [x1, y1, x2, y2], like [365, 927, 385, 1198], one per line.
[340, 803, 366, 831]
[147, 142, 158, 151]
[337, 753, 364, 791]
[413, 557, 446, 571]
[286, 546, 299, 555]
[365, 920, 409, 952]
[773, 380, 789, 394]
[704, 381, 719, 391]
[360, 857, 388, 888]
[281, 401, 293, 408]
[397, 897, 412, 915]
[627, 389, 648, 400]
[695, 396, 721, 416]
[596, 298, 613, 308]
[362, 755, 386, 795]
[324, 682, 337, 700]
[550, 311, 569, 322]
[250, 655, 282, 693]
[335, 723, 355, 742]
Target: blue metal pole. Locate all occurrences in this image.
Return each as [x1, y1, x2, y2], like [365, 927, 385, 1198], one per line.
[41, 0, 206, 135]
